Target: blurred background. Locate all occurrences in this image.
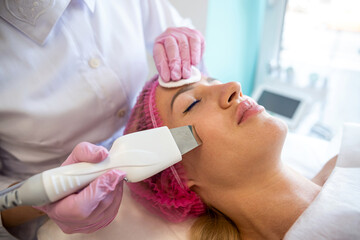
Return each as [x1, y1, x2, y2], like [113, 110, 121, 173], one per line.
[152, 0, 360, 141]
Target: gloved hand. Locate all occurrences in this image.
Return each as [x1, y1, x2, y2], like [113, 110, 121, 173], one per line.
[35, 142, 126, 234]
[153, 27, 205, 82]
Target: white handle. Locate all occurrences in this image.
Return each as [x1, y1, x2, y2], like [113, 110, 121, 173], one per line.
[42, 127, 182, 202]
[42, 162, 108, 202]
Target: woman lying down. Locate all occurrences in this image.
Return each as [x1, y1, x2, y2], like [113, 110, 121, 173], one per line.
[40, 74, 360, 239]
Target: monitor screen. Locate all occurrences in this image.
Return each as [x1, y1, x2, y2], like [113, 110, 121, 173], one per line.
[257, 90, 301, 118]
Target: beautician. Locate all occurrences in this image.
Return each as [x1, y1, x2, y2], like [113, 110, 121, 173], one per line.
[0, 1, 204, 239]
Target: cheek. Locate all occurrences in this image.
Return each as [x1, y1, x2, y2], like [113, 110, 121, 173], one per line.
[168, 107, 288, 188]
[186, 113, 239, 167]
[246, 114, 288, 158]
[185, 113, 288, 186]
[181, 146, 236, 188]
[185, 127, 240, 186]
[191, 111, 230, 145]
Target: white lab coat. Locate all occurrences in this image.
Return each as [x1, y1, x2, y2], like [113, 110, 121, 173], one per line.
[0, 0, 191, 238]
[0, 0, 191, 176]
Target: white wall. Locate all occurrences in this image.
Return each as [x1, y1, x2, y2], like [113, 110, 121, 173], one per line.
[168, 0, 209, 36]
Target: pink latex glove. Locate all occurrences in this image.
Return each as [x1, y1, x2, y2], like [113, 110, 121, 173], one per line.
[35, 142, 126, 234]
[153, 27, 205, 82]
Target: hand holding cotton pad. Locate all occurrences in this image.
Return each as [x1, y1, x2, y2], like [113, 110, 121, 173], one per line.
[158, 66, 201, 88]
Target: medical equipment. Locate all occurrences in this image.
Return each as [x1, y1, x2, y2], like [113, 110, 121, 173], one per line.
[158, 66, 201, 88]
[252, 83, 310, 129]
[0, 126, 201, 211]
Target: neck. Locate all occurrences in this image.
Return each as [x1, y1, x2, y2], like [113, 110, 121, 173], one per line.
[216, 164, 321, 240]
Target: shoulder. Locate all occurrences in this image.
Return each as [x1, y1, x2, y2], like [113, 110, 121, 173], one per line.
[311, 155, 337, 186]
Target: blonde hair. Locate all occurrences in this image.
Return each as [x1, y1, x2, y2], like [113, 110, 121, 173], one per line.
[190, 207, 241, 240]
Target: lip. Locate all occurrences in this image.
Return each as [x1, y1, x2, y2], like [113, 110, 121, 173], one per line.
[236, 99, 264, 125]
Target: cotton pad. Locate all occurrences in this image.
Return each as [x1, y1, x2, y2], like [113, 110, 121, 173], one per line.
[158, 66, 201, 88]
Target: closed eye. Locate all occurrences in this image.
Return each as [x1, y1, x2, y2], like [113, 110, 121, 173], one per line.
[183, 99, 201, 113]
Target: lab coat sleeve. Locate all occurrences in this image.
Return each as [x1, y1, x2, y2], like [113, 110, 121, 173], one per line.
[140, 0, 194, 52]
[0, 212, 48, 240]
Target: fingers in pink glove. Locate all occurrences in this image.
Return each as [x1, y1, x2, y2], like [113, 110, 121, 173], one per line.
[63, 142, 109, 166]
[153, 43, 170, 82]
[35, 142, 123, 234]
[154, 34, 183, 82]
[177, 33, 191, 79]
[82, 171, 125, 231]
[164, 36, 182, 81]
[154, 27, 205, 82]
[50, 169, 126, 233]
[181, 27, 205, 66]
[163, 31, 192, 80]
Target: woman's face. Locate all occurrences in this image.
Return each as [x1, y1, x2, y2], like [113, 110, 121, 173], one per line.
[156, 77, 287, 202]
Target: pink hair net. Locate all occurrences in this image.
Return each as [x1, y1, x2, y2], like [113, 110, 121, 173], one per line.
[123, 75, 206, 222]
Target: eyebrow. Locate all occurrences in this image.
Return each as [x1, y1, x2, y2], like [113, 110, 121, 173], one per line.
[170, 85, 195, 112]
[170, 77, 218, 112]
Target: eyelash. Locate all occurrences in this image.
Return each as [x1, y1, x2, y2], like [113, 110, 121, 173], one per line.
[183, 99, 202, 113]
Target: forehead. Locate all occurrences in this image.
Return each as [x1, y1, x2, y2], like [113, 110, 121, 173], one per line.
[156, 76, 217, 99]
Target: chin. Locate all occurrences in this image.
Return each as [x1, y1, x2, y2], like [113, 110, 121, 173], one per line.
[266, 112, 287, 134]
[256, 113, 288, 156]
[273, 115, 288, 135]
[271, 116, 288, 149]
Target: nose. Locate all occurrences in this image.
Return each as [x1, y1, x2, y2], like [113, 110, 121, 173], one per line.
[218, 82, 242, 109]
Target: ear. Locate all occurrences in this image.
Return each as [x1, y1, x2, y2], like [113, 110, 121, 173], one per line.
[186, 179, 196, 189]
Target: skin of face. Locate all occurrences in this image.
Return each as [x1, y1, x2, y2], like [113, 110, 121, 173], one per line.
[156, 77, 288, 204]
